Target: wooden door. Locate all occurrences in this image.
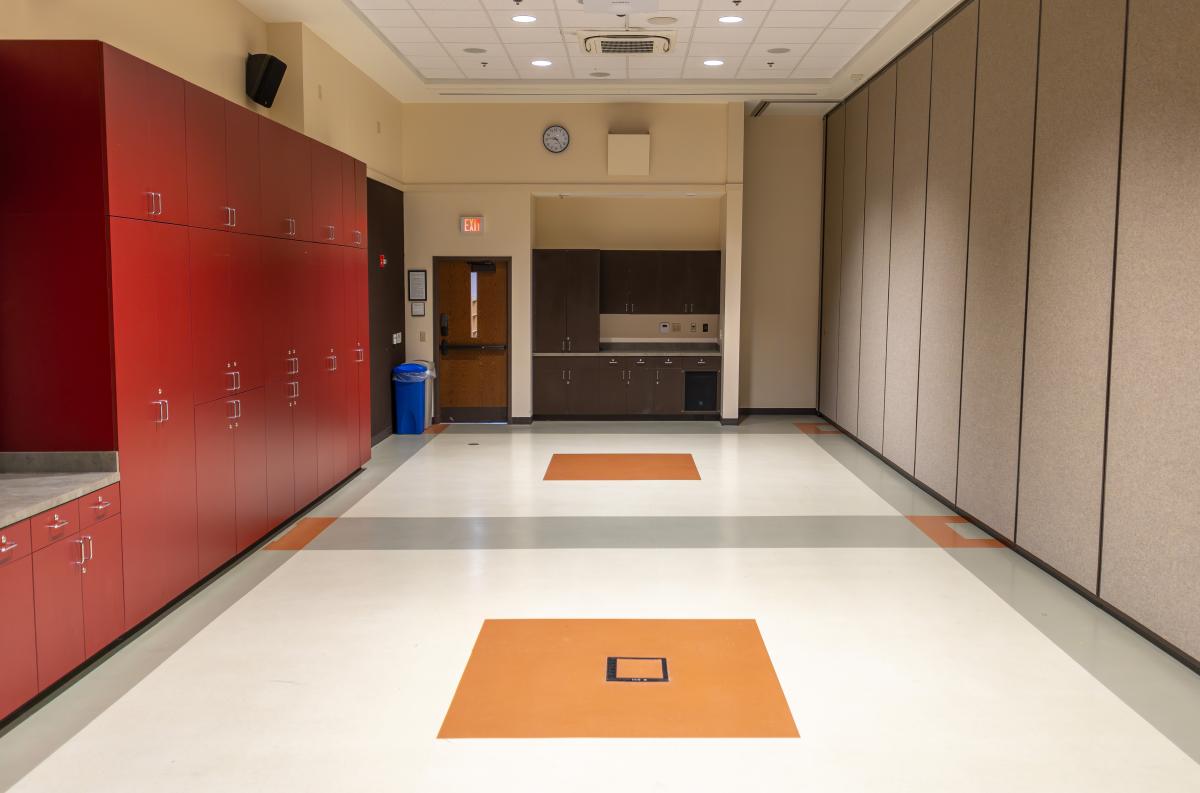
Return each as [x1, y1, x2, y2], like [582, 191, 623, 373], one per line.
[80, 515, 125, 657]
[33, 534, 85, 688]
[435, 260, 509, 422]
[568, 360, 626, 415]
[565, 251, 601, 352]
[653, 368, 685, 414]
[625, 251, 661, 314]
[532, 357, 568, 415]
[0, 555, 39, 717]
[532, 250, 567, 353]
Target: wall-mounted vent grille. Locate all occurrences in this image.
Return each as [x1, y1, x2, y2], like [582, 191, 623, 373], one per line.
[578, 32, 675, 56]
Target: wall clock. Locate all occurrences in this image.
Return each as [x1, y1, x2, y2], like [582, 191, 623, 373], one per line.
[543, 124, 569, 153]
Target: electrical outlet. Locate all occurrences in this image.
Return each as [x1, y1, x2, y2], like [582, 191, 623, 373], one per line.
[420, 331, 426, 342]
[392, 332, 403, 345]
[659, 322, 670, 335]
[702, 323, 709, 333]
[689, 322, 697, 333]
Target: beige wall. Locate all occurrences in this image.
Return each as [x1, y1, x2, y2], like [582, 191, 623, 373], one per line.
[6, 0, 403, 181]
[740, 115, 824, 410]
[533, 197, 721, 250]
[402, 103, 731, 186]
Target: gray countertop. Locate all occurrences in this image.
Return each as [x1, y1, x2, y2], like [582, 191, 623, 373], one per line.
[534, 342, 721, 358]
[1, 453, 120, 528]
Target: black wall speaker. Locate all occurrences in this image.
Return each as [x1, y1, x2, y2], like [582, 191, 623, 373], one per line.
[245, 53, 287, 108]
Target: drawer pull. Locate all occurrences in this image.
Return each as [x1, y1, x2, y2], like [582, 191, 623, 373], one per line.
[697, 358, 707, 365]
[89, 500, 112, 511]
[48, 516, 71, 530]
[0, 540, 18, 554]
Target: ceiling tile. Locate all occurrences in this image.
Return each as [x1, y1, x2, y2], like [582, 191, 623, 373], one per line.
[817, 26, 877, 43]
[504, 42, 570, 58]
[685, 41, 751, 56]
[446, 43, 506, 59]
[408, 0, 479, 7]
[416, 9, 492, 26]
[739, 55, 802, 70]
[351, 0, 412, 9]
[771, 0, 847, 9]
[406, 55, 458, 68]
[842, 0, 908, 11]
[691, 27, 759, 43]
[807, 41, 862, 57]
[830, 9, 895, 27]
[479, 0, 557, 7]
[378, 26, 437, 43]
[394, 41, 451, 56]
[747, 40, 812, 57]
[488, 9, 564, 27]
[754, 27, 824, 43]
[363, 9, 423, 26]
[764, 9, 838, 26]
[432, 27, 502, 43]
[694, 10, 768, 26]
[500, 26, 567, 42]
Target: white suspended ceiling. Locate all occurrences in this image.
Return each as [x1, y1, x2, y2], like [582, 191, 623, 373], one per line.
[349, 0, 914, 84]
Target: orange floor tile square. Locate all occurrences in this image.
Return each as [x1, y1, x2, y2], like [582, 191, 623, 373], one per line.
[264, 517, 337, 551]
[439, 619, 798, 739]
[906, 515, 1005, 548]
[543, 453, 701, 480]
[795, 422, 841, 435]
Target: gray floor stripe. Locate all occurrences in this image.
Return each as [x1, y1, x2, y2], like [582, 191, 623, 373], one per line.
[304, 515, 939, 551]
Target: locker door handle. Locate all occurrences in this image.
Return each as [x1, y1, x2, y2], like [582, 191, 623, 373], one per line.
[355, 346, 365, 363]
[153, 399, 169, 423]
[223, 207, 234, 228]
[231, 207, 238, 228]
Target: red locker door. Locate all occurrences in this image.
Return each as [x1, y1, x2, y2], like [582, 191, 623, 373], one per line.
[353, 249, 372, 464]
[311, 142, 343, 245]
[262, 239, 297, 526]
[292, 244, 321, 506]
[0, 556, 39, 717]
[33, 535, 85, 688]
[154, 222, 199, 602]
[353, 160, 368, 247]
[143, 62, 188, 225]
[339, 154, 357, 246]
[189, 228, 236, 404]
[342, 249, 361, 473]
[314, 245, 347, 491]
[109, 218, 167, 624]
[102, 46, 153, 221]
[288, 130, 314, 242]
[231, 233, 266, 392]
[234, 387, 269, 551]
[185, 84, 230, 231]
[225, 102, 261, 236]
[194, 398, 237, 576]
[80, 515, 125, 657]
[259, 118, 291, 239]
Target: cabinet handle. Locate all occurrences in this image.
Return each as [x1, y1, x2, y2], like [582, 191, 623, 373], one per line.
[664, 358, 673, 365]
[327, 225, 335, 241]
[231, 207, 238, 228]
[355, 346, 365, 363]
[288, 381, 299, 399]
[227, 400, 238, 420]
[235, 371, 241, 390]
[567, 337, 572, 352]
[223, 207, 233, 227]
[697, 359, 707, 365]
[146, 192, 156, 216]
[287, 356, 300, 375]
[157, 193, 164, 216]
[73, 539, 86, 567]
[356, 230, 363, 245]
[328, 354, 338, 372]
[47, 515, 71, 530]
[630, 303, 636, 313]
[83, 535, 95, 562]
[226, 370, 238, 391]
[153, 399, 169, 423]
[0, 540, 17, 554]
[89, 500, 112, 511]
[635, 358, 646, 365]
[561, 339, 565, 352]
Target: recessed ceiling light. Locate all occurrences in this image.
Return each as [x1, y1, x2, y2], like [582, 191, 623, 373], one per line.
[590, 71, 611, 78]
[512, 14, 537, 23]
[767, 47, 791, 54]
[703, 59, 725, 67]
[648, 16, 678, 25]
[531, 59, 553, 67]
[718, 16, 744, 24]
[464, 47, 487, 54]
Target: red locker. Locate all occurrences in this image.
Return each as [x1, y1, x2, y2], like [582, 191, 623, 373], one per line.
[339, 155, 357, 246]
[314, 245, 348, 491]
[262, 238, 298, 525]
[293, 244, 322, 507]
[234, 388, 270, 552]
[352, 248, 373, 464]
[0, 554, 39, 716]
[33, 534, 86, 688]
[80, 515, 126, 657]
[224, 103, 262, 236]
[194, 397, 238, 576]
[311, 141, 344, 244]
[190, 230, 265, 405]
[353, 160, 368, 247]
[260, 117, 313, 241]
[184, 84, 230, 231]
[103, 46, 188, 224]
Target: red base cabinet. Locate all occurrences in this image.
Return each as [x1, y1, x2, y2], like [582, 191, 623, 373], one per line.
[0, 40, 371, 720]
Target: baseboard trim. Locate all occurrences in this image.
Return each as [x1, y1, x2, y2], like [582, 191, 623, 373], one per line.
[816, 411, 1200, 676]
[532, 414, 720, 422]
[371, 427, 393, 445]
[510, 416, 532, 425]
[739, 407, 819, 416]
[720, 416, 743, 426]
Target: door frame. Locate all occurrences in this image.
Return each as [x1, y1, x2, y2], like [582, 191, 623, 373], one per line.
[431, 256, 513, 423]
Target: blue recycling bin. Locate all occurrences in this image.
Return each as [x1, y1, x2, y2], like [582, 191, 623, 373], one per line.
[392, 363, 429, 434]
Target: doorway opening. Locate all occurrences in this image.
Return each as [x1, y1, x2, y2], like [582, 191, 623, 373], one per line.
[433, 257, 511, 423]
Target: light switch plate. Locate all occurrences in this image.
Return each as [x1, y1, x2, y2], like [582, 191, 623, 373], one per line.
[420, 331, 427, 342]
[689, 323, 697, 332]
[392, 332, 403, 345]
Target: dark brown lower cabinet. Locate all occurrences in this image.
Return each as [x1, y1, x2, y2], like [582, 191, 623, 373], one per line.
[533, 356, 718, 417]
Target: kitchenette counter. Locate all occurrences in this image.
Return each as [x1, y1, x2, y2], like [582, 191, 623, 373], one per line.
[534, 342, 721, 357]
[0, 452, 120, 528]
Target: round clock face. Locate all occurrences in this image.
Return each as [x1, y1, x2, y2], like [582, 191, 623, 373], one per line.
[543, 125, 569, 153]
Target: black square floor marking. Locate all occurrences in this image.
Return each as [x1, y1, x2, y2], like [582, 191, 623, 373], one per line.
[606, 656, 669, 683]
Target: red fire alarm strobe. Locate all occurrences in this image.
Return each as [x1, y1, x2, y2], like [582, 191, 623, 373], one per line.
[379, 254, 387, 268]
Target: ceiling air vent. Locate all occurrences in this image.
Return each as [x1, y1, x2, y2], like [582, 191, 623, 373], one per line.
[578, 31, 676, 56]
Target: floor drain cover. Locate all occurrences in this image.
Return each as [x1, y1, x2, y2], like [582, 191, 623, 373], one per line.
[606, 656, 669, 683]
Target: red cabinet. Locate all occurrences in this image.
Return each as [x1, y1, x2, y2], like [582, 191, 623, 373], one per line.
[311, 142, 344, 244]
[347, 248, 372, 464]
[0, 532, 38, 717]
[102, 46, 188, 224]
[33, 532, 86, 688]
[80, 515, 126, 657]
[314, 245, 349, 491]
[185, 86, 262, 234]
[190, 229, 265, 404]
[195, 397, 238, 576]
[110, 218, 198, 624]
[234, 387, 269, 552]
[354, 160, 368, 247]
[260, 117, 313, 241]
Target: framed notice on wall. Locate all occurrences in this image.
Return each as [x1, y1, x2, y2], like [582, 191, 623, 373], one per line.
[410, 301, 426, 317]
[408, 269, 427, 301]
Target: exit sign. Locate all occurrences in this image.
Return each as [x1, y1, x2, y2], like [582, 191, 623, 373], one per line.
[460, 216, 484, 234]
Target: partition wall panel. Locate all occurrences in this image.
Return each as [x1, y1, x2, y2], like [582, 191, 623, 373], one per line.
[913, 1, 977, 501]
[857, 67, 897, 453]
[955, 0, 1040, 538]
[835, 92, 868, 434]
[1017, 0, 1126, 590]
[819, 107, 846, 419]
[881, 39, 932, 474]
[1102, 0, 1200, 660]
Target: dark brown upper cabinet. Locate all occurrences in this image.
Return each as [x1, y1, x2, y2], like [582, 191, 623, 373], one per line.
[532, 250, 600, 353]
[599, 250, 721, 314]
